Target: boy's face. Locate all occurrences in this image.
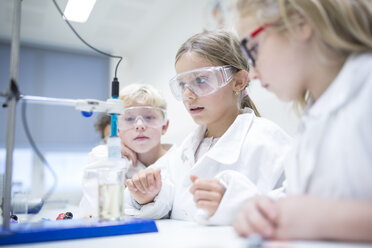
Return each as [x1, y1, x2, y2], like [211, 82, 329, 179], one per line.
[118, 104, 168, 154]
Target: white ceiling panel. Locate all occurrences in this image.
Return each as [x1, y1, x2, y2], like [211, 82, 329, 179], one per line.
[0, 0, 185, 56]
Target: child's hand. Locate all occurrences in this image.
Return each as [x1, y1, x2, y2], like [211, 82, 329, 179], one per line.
[120, 144, 137, 166]
[233, 196, 278, 238]
[126, 168, 162, 205]
[273, 195, 326, 240]
[189, 175, 225, 217]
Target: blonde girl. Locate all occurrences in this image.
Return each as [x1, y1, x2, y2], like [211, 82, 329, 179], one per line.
[233, 0, 372, 242]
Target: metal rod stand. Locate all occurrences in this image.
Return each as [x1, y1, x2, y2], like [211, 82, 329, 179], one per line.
[2, 0, 22, 230]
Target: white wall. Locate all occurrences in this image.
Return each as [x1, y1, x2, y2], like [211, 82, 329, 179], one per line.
[112, 0, 299, 145]
[248, 80, 299, 136]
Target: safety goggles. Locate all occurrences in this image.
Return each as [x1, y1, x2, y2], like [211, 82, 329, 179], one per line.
[118, 106, 167, 131]
[240, 24, 270, 67]
[169, 65, 237, 101]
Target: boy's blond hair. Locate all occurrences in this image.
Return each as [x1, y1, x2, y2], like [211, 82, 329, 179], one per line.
[119, 83, 167, 110]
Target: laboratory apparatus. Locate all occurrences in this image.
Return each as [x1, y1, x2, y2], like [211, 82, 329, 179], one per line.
[0, 0, 157, 245]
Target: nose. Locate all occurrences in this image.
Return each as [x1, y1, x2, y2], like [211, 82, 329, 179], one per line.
[248, 67, 260, 81]
[135, 117, 146, 131]
[182, 85, 197, 101]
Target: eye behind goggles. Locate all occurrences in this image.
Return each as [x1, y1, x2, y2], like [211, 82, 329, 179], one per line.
[118, 106, 167, 130]
[169, 65, 237, 101]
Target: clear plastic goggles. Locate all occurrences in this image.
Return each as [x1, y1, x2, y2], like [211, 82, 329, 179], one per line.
[118, 106, 167, 131]
[169, 65, 236, 101]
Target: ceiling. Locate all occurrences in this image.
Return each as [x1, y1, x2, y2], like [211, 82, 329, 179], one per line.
[0, 0, 185, 56]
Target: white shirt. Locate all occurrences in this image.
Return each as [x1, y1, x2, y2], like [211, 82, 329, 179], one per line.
[194, 136, 219, 161]
[126, 108, 292, 225]
[285, 53, 372, 199]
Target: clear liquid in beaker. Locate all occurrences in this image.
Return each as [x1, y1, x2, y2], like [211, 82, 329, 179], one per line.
[98, 184, 124, 220]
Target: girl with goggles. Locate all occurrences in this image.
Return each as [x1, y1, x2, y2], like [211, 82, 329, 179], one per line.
[169, 65, 237, 101]
[125, 30, 291, 226]
[234, 0, 372, 243]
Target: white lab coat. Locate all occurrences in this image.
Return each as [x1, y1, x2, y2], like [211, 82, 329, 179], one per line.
[284, 53, 372, 199]
[78, 144, 144, 218]
[126, 108, 292, 225]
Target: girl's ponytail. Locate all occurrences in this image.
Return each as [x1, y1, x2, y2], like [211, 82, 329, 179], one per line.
[240, 90, 260, 117]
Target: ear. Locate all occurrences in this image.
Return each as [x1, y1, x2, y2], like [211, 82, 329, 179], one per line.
[161, 120, 170, 135]
[293, 11, 313, 41]
[232, 70, 249, 92]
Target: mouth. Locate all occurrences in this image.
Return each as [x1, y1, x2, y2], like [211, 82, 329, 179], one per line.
[261, 83, 269, 89]
[134, 135, 149, 141]
[189, 106, 204, 114]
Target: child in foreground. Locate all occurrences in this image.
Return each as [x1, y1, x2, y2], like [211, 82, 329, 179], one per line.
[233, 0, 372, 242]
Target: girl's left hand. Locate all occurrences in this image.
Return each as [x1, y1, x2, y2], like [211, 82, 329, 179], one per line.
[189, 175, 225, 217]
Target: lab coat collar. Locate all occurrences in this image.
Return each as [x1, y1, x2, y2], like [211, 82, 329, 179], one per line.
[180, 125, 207, 165]
[306, 53, 372, 118]
[181, 108, 255, 165]
[206, 108, 254, 164]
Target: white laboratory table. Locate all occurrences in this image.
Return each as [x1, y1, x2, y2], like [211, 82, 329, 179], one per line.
[2, 219, 372, 248]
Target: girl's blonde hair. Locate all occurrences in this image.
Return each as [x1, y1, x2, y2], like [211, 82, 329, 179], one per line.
[119, 83, 167, 110]
[235, 0, 372, 110]
[175, 30, 260, 117]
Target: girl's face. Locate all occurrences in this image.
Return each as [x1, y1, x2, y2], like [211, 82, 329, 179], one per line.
[118, 103, 168, 154]
[237, 16, 310, 101]
[175, 53, 238, 126]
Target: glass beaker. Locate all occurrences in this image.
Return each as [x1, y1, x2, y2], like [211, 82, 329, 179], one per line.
[97, 168, 125, 221]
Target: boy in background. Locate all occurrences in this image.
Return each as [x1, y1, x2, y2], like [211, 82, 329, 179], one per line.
[78, 84, 172, 218]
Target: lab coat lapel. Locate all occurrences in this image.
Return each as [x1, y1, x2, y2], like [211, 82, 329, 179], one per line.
[285, 101, 331, 194]
[292, 116, 320, 193]
[206, 108, 254, 165]
[309, 53, 371, 117]
[287, 54, 372, 194]
[180, 125, 207, 166]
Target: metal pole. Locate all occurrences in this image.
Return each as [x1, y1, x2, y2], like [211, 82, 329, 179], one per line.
[2, 0, 22, 230]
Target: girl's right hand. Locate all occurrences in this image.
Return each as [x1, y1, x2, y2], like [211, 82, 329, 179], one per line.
[233, 196, 279, 238]
[126, 168, 162, 205]
[120, 144, 137, 166]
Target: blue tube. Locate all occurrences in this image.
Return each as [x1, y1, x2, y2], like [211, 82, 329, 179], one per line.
[109, 96, 120, 159]
[110, 113, 118, 137]
[110, 77, 119, 137]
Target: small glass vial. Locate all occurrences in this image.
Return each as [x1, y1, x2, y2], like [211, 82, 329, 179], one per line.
[98, 168, 125, 221]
